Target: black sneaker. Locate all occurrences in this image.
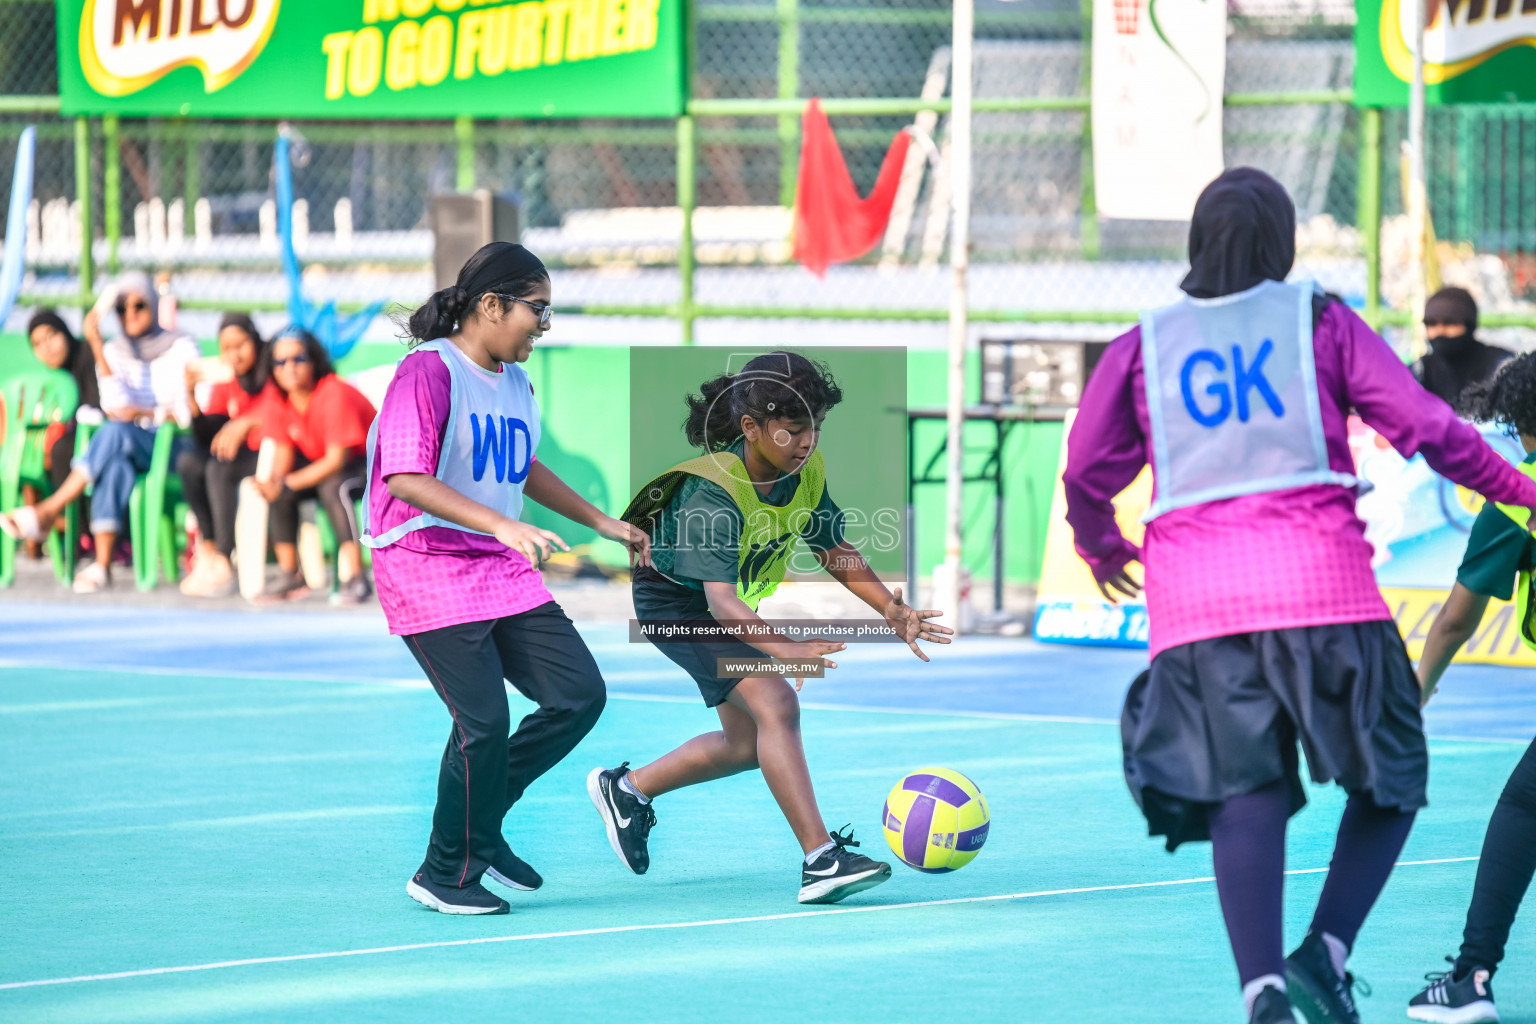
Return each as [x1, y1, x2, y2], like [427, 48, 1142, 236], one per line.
[485, 846, 543, 892]
[405, 868, 509, 915]
[254, 568, 309, 604]
[1408, 958, 1498, 1023]
[587, 762, 655, 875]
[1251, 986, 1298, 1024]
[332, 572, 373, 607]
[1285, 932, 1367, 1024]
[798, 826, 892, 904]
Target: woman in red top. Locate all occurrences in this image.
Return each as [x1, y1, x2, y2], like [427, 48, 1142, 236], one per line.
[177, 313, 276, 598]
[253, 327, 377, 604]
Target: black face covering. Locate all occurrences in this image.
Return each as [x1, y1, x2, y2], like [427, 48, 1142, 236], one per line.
[1180, 168, 1297, 300]
[1416, 286, 1511, 407]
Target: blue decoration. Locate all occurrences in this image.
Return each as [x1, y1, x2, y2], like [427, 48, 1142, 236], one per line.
[275, 128, 381, 361]
[0, 127, 36, 329]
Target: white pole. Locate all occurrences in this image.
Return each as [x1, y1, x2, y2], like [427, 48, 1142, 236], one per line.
[1407, 0, 1428, 357]
[941, 0, 974, 629]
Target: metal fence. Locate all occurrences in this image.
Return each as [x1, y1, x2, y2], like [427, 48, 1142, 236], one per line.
[1, 0, 1533, 346]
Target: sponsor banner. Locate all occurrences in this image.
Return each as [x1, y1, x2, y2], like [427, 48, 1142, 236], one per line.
[1034, 410, 1536, 666]
[58, 0, 685, 118]
[1355, 0, 1536, 105]
[1090, 0, 1226, 220]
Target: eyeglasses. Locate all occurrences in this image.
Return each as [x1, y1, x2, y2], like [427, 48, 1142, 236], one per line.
[1423, 320, 1466, 329]
[272, 354, 311, 368]
[498, 295, 553, 331]
[115, 299, 149, 314]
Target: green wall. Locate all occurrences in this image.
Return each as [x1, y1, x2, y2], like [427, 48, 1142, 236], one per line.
[2, 334, 1066, 584]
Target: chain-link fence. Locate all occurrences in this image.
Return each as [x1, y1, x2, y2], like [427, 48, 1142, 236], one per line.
[1, 0, 1533, 346]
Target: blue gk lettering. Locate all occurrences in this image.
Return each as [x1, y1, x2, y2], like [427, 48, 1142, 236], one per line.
[1179, 341, 1285, 427]
[1179, 349, 1230, 427]
[471, 414, 534, 484]
[1232, 339, 1284, 422]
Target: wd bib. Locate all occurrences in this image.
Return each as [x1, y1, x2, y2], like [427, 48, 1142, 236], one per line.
[362, 339, 540, 548]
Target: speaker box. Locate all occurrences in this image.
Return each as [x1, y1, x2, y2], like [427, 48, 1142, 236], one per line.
[429, 191, 520, 291]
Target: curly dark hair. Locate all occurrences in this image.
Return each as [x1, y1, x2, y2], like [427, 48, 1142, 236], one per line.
[1459, 352, 1536, 440]
[683, 351, 843, 452]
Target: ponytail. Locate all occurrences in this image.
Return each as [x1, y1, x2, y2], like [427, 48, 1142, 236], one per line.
[684, 373, 745, 450]
[406, 284, 472, 342]
[399, 242, 548, 342]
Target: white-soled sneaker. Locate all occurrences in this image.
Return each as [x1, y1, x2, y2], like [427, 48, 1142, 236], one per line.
[406, 868, 509, 915]
[1408, 958, 1498, 1024]
[798, 827, 891, 904]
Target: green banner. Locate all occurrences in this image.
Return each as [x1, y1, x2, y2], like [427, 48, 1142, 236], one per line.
[1354, 0, 1536, 105]
[57, 0, 685, 118]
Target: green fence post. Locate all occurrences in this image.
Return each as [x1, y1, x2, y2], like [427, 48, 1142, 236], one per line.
[183, 120, 198, 235]
[777, 0, 799, 208]
[104, 114, 121, 273]
[677, 114, 697, 345]
[75, 117, 95, 306]
[1078, 0, 1099, 259]
[1360, 107, 1382, 329]
[456, 115, 475, 193]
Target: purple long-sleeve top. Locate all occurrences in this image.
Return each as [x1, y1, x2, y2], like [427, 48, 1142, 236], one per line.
[1063, 301, 1536, 659]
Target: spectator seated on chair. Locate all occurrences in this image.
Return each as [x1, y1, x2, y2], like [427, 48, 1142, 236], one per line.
[0, 273, 198, 593]
[176, 313, 277, 598]
[18, 309, 101, 556]
[250, 327, 376, 605]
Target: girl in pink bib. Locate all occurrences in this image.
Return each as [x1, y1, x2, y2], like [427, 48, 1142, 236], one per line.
[365, 242, 649, 917]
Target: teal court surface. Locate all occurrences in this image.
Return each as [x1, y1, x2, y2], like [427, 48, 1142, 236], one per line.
[2, 603, 1535, 1023]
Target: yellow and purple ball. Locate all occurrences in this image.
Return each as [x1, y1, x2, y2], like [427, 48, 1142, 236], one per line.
[882, 767, 989, 872]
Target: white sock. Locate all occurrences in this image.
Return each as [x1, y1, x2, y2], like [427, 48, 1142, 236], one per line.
[1321, 932, 1348, 980]
[618, 772, 650, 805]
[805, 839, 836, 864]
[1242, 975, 1286, 1017]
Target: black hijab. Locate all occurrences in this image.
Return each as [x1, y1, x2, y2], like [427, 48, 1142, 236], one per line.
[26, 309, 100, 411]
[1181, 168, 1297, 300]
[1414, 286, 1512, 408]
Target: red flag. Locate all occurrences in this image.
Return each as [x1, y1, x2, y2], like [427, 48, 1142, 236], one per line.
[792, 98, 913, 277]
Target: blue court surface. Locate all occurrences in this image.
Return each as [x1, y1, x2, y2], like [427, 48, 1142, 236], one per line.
[2, 602, 1534, 1023]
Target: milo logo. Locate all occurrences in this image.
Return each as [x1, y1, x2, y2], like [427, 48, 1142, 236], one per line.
[80, 0, 282, 97]
[1381, 0, 1536, 83]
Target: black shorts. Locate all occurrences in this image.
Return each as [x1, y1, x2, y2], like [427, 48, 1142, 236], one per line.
[1122, 620, 1428, 851]
[632, 566, 762, 707]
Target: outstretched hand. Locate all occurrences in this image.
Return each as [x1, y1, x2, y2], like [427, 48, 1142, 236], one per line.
[494, 518, 569, 569]
[1097, 568, 1142, 605]
[884, 587, 953, 662]
[598, 516, 652, 568]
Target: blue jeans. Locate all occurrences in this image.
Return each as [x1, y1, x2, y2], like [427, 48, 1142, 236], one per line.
[72, 421, 158, 534]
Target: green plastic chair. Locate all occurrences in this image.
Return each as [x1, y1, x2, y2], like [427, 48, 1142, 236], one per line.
[71, 420, 188, 591]
[0, 371, 80, 588]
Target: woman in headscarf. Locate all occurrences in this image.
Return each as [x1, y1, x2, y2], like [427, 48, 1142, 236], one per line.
[0, 272, 200, 592]
[1061, 168, 1536, 1024]
[1410, 286, 1512, 408]
[19, 311, 101, 547]
[176, 312, 274, 598]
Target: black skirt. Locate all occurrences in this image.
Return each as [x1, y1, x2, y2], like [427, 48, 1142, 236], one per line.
[1122, 620, 1428, 851]
[632, 566, 763, 707]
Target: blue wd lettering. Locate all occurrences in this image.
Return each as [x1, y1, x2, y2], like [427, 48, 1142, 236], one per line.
[471, 414, 533, 483]
[1179, 341, 1284, 428]
[471, 414, 506, 482]
[505, 418, 532, 483]
[1179, 349, 1230, 427]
